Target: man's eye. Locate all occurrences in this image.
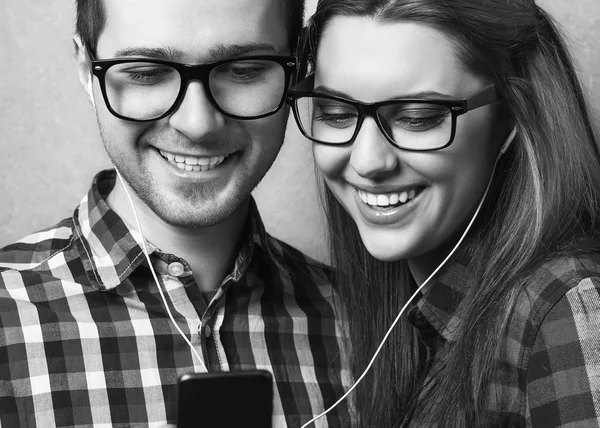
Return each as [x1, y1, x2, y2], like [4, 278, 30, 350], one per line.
[218, 65, 266, 82]
[232, 67, 263, 79]
[119, 66, 175, 84]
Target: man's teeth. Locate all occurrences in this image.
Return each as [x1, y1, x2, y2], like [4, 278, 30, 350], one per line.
[159, 150, 227, 171]
[357, 189, 418, 207]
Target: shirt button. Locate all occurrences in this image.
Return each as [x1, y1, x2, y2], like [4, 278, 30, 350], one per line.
[167, 262, 185, 277]
[205, 326, 212, 338]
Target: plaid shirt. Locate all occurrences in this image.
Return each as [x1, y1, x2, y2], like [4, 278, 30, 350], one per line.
[0, 170, 353, 428]
[408, 252, 600, 427]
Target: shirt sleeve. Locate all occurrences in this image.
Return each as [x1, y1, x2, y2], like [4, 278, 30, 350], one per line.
[526, 277, 600, 427]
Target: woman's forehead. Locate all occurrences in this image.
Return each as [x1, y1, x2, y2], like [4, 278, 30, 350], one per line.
[314, 16, 480, 102]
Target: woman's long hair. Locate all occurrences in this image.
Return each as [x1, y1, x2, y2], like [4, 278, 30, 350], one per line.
[307, 0, 600, 426]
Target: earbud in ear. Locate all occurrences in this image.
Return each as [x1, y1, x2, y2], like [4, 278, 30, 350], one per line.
[87, 77, 96, 109]
[499, 126, 518, 155]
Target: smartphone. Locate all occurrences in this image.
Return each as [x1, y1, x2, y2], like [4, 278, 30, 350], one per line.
[177, 370, 273, 428]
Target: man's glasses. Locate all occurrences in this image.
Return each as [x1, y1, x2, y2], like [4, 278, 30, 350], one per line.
[87, 49, 298, 122]
[287, 76, 500, 151]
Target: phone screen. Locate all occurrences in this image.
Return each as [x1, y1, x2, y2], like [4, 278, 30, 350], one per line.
[177, 370, 273, 428]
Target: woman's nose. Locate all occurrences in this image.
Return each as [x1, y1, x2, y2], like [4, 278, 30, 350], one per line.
[349, 118, 400, 179]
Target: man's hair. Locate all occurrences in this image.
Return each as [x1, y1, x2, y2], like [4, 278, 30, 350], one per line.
[75, 0, 305, 55]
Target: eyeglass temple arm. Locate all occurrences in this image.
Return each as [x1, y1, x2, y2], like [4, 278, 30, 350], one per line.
[289, 73, 315, 93]
[81, 44, 97, 71]
[293, 25, 316, 87]
[465, 84, 500, 111]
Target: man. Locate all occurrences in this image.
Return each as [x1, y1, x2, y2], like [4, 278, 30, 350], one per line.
[0, 0, 352, 426]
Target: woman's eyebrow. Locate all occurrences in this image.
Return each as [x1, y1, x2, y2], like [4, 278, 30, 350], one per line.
[314, 85, 456, 101]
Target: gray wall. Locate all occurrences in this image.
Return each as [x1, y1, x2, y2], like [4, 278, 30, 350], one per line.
[1, 0, 599, 262]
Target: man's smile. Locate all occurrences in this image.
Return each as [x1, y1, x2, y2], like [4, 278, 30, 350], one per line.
[158, 149, 229, 171]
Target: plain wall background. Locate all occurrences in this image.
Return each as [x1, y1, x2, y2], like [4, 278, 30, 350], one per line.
[1, 0, 599, 262]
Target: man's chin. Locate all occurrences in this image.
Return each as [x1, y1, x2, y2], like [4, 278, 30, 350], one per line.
[153, 206, 235, 229]
[145, 189, 251, 230]
[110, 157, 257, 230]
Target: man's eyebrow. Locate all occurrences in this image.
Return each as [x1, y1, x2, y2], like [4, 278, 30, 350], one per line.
[208, 43, 277, 60]
[314, 85, 456, 101]
[112, 46, 181, 60]
[111, 43, 277, 62]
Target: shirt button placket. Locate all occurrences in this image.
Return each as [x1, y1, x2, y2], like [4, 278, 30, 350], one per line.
[167, 262, 185, 277]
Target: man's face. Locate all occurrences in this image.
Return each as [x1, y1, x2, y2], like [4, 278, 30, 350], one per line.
[86, 0, 290, 228]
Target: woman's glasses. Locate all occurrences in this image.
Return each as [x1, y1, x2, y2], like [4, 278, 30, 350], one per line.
[287, 75, 500, 151]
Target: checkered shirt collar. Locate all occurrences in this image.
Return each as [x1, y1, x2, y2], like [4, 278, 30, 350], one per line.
[415, 258, 474, 343]
[73, 169, 265, 291]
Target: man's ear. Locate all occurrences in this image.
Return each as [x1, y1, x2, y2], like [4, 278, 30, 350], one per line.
[73, 35, 95, 107]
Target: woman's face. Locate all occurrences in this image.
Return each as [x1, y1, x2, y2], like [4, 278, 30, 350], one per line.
[312, 17, 506, 275]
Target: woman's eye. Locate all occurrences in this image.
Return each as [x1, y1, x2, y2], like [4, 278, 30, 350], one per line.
[392, 108, 450, 132]
[313, 107, 358, 129]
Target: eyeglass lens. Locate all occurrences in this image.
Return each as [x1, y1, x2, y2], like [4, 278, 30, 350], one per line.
[294, 96, 454, 150]
[103, 59, 287, 120]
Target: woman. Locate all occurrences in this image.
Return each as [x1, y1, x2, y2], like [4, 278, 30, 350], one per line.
[288, 0, 600, 426]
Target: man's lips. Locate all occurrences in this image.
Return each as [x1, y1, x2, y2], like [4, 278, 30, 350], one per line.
[156, 148, 232, 172]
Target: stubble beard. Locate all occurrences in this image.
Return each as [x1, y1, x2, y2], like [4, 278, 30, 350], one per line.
[97, 122, 282, 229]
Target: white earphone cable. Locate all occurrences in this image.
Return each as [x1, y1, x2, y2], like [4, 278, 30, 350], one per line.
[90, 73, 206, 371]
[109, 87, 515, 424]
[115, 169, 207, 373]
[299, 139, 512, 427]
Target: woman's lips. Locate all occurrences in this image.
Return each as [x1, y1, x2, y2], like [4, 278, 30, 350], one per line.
[351, 185, 427, 225]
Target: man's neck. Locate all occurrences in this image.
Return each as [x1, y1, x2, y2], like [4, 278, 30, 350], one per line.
[107, 180, 249, 292]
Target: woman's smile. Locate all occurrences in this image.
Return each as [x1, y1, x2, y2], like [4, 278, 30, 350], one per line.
[312, 18, 503, 263]
[349, 184, 428, 225]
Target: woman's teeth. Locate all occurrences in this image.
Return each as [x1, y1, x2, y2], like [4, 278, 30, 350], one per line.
[356, 188, 419, 207]
[159, 150, 227, 171]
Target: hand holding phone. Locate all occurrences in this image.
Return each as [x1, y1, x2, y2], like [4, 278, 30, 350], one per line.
[177, 370, 273, 428]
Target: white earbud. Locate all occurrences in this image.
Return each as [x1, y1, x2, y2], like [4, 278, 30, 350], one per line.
[87, 77, 96, 109]
[499, 126, 518, 155]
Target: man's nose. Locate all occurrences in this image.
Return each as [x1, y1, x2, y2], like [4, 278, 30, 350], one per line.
[168, 81, 225, 142]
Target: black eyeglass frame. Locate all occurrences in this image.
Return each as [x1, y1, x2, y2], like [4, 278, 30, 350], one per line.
[87, 49, 298, 122]
[287, 76, 501, 152]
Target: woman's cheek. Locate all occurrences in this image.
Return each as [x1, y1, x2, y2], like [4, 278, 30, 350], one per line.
[313, 144, 352, 179]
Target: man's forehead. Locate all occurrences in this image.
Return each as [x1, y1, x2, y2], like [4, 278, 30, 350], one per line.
[98, 0, 288, 59]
